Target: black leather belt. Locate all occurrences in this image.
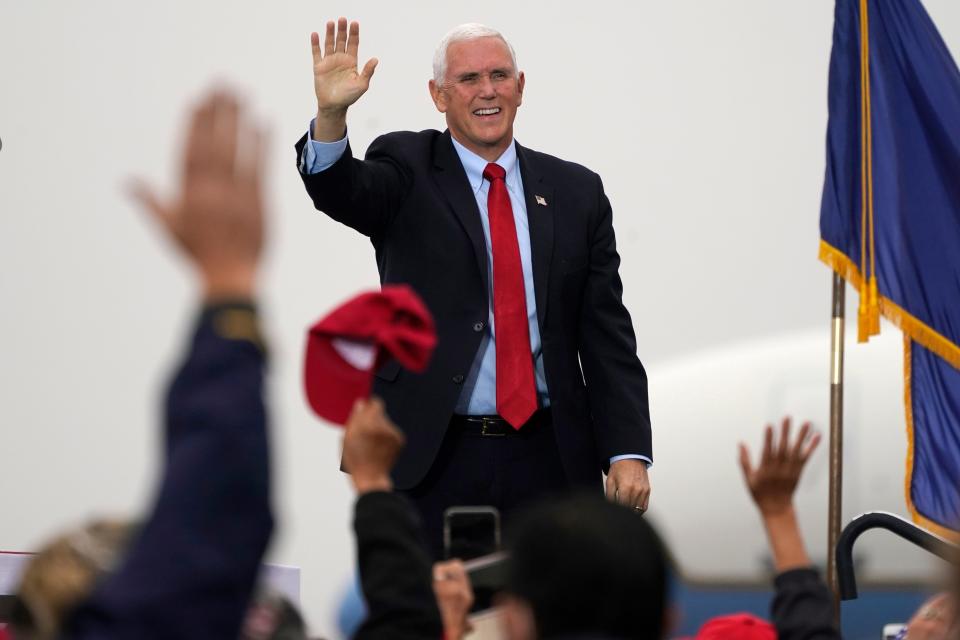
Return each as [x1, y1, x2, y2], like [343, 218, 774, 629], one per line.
[451, 408, 551, 437]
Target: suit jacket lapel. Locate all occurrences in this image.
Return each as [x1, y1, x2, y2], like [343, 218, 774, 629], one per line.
[517, 142, 555, 329]
[432, 131, 490, 293]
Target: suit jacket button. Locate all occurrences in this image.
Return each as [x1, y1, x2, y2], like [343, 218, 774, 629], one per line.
[452, 374, 465, 384]
[473, 321, 485, 332]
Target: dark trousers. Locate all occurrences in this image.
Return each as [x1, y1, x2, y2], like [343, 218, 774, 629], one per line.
[402, 410, 581, 560]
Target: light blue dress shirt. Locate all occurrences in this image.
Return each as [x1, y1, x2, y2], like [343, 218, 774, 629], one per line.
[301, 122, 650, 467]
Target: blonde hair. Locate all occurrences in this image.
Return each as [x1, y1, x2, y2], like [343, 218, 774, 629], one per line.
[14, 519, 133, 639]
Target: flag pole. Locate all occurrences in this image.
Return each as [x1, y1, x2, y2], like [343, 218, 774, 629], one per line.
[827, 272, 846, 624]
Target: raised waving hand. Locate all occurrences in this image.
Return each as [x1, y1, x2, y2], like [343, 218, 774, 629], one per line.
[311, 18, 378, 141]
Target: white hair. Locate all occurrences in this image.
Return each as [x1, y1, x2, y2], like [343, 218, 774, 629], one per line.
[432, 23, 518, 85]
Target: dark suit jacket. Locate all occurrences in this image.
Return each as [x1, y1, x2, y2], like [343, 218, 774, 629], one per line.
[295, 129, 651, 490]
[63, 304, 274, 639]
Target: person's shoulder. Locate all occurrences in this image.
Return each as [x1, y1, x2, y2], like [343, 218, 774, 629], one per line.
[371, 129, 444, 151]
[518, 143, 601, 183]
[365, 130, 445, 166]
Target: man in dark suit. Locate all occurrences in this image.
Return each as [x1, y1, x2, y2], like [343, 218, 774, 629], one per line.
[296, 18, 652, 555]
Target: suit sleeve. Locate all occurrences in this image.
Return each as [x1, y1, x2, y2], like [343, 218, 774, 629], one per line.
[63, 304, 274, 640]
[770, 568, 841, 640]
[352, 492, 443, 640]
[295, 132, 412, 239]
[578, 174, 652, 467]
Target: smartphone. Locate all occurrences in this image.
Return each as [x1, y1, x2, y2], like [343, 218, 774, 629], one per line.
[443, 506, 501, 561]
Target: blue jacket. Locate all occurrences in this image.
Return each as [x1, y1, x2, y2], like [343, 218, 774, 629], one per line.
[63, 303, 274, 639]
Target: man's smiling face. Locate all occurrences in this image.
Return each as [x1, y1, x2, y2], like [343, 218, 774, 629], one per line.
[430, 36, 525, 161]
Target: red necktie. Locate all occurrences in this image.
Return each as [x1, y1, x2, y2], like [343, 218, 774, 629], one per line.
[483, 162, 537, 429]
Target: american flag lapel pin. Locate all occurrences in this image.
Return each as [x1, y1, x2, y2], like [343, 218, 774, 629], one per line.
[535, 195, 547, 206]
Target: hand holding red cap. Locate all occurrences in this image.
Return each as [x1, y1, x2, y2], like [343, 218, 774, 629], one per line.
[303, 285, 436, 425]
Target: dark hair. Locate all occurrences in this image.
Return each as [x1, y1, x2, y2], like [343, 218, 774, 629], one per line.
[505, 494, 672, 639]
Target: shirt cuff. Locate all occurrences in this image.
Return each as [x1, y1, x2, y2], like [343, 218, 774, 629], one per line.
[300, 119, 348, 174]
[610, 454, 652, 468]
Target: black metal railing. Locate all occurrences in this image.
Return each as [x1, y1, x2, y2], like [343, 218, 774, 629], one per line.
[836, 511, 956, 600]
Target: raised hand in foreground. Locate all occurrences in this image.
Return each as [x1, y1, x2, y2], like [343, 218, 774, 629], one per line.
[342, 397, 405, 494]
[132, 89, 267, 301]
[739, 417, 820, 572]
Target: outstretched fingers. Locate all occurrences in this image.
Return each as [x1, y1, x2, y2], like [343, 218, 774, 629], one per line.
[801, 430, 822, 463]
[790, 421, 812, 459]
[237, 119, 267, 201]
[323, 21, 335, 57]
[311, 31, 322, 66]
[129, 180, 171, 229]
[360, 57, 379, 82]
[760, 424, 774, 467]
[128, 179, 188, 255]
[776, 416, 791, 461]
[183, 96, 217, 182]
[334, 16, 348, 54]
[738, 442, 754, 480]
[210, 90, 239, 178]
[346, 20, 360, 59]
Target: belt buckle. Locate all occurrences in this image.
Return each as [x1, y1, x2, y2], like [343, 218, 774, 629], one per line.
[481, 417, 506, 437]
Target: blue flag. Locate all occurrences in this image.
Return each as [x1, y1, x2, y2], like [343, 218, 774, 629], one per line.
[820, 0, 960, 533]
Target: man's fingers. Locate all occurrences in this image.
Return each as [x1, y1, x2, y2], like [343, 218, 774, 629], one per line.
[801, 432, 822, 463]
[344, 397, 370, 431]
[346, 20, 360, 59]
[777, 417, 791, 460]
[366, 395, 386, 417]
[450, 560, 467, 579]
[351, 396, 380, 428]
[433, 562, 449, 582]
[791, 421, 812, 460]
[803, 433, 823, 462]
[604, 475, 618, 502]
[617, 484, 640, 510]
[361, 57, 379, 82]
[434, 559, 467, 582]
[183, 96, 217, 181]
[738, 442, 753, 480]
[311, 31, 322, 67]
[323, 21, 335, 57]
[250, 123, 268, 192]
[238, 120, 268, 197]
[335, 17, 348, 54]
[381, 408, 405, 445]
[128, 180, 173, 230]
[760, 425, 773, 466]
[637, 484, 651, 511]
[211, 90, 239, 177]
[364, 395, 406, 447]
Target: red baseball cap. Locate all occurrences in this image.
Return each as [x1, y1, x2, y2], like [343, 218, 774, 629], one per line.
[693, 613, 776, 640]
[303, 285, 436, 425]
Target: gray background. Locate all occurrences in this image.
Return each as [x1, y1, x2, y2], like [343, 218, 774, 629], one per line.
[3, 1, 958, 635]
